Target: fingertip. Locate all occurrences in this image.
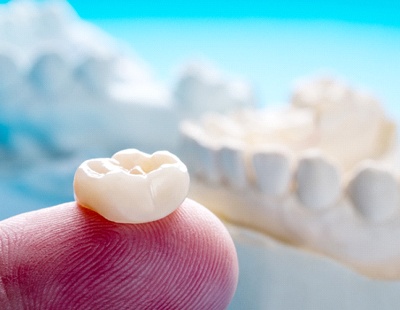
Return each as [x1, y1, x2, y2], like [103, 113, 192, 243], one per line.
[1, 199, 238, 309]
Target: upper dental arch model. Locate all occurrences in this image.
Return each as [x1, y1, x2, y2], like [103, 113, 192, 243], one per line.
[180, 76, 400, 280]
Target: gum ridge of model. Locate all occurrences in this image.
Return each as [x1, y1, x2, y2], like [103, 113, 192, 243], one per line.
[74, 149, 190, 224]
[180, 76, 400, 279]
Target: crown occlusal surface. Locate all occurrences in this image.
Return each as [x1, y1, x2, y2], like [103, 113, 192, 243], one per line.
[73, 149, 190, 224]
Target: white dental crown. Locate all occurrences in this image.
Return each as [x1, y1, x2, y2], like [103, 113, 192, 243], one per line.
[74, 149, 190, 224]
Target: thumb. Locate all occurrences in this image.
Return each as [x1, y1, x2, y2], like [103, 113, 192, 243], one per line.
[0, 199, 238, 309]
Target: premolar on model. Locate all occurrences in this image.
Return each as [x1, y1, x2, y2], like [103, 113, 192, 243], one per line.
[295, 151, 341, 210]
[73, 149, 190, 224]
[252, 147, 292, 196]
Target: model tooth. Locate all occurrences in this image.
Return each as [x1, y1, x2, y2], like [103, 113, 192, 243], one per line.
[29, 51, 70, 94]
[295, 152, 341, 209]
[75, 55, 113, 93]
[173, 60, 254, 117]
[198, 142, 221, 184]
[180, 121, 202, 174]
[252, 148, 292, 196]
[348, 163, 400, 222]
[179, 136, 195, 174]
[180, 121, 220, 183]
[219, 145, 247, 189]
[73, 149, 190, 224]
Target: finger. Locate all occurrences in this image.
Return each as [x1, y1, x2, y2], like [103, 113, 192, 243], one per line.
[0, 199, 238, 309]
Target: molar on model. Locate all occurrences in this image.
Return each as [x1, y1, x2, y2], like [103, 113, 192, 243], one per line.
[73, 149, 190, 224]
[173, 60, 255, 117]
[347, 162, 400, 222]
[74, 54, 114, 94]
[292, 76, 396, 170]
[29, 51, 70, 95]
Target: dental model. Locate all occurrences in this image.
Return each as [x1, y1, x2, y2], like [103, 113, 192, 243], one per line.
[180, 76, 400, 286]
[74, 149, 190, 223]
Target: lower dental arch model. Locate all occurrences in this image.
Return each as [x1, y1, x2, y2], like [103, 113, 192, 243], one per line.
[180, 76, 400, 280]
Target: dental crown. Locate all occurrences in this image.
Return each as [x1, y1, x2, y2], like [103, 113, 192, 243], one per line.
[180, 75, 400, 279]
[73, 149, 190, 224]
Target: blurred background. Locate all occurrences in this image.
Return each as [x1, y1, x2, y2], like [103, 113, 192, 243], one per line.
[0, 1, 400, 309]
[0, 0, 399, 216]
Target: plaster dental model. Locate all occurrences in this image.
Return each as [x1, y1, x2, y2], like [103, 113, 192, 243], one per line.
[180, 76, 400, 309]
[0, 149, 238, 309]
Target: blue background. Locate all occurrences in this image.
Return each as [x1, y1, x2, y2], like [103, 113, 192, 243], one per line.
[67, 0, 400, 26]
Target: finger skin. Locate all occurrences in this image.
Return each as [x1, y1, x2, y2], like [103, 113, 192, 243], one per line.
[0, 199, 238, 309]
